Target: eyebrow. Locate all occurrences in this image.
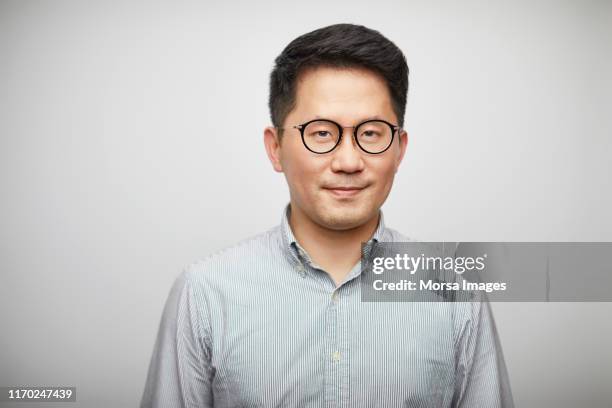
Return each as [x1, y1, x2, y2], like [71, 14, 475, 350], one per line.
[312, 115, 387, 123]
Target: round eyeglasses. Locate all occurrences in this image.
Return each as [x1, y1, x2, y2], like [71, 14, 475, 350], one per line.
[279, 118, 401, 154]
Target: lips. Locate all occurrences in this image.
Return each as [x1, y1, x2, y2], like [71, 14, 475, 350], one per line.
[326, 186, 365, 190]
[323, 185, 367, 198]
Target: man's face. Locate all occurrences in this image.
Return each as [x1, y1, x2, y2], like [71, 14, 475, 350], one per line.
[265, 66, 408, 231]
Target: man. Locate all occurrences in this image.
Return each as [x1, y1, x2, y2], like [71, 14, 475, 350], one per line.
[141, 24, 514, 407]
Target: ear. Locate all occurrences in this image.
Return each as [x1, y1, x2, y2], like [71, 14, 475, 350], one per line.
[264, 126, 284, 173]
[394, 129, 409, 173]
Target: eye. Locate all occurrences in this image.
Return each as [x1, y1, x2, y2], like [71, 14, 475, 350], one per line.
[361, 130, 381, 138]
[313, 131, 332, 138]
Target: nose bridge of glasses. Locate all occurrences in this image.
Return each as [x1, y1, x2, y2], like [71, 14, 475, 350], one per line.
[338, 125, 358, 138]
[337, 126, 362, 152]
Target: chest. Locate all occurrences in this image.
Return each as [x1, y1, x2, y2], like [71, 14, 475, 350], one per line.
[207, 290, 457, 407]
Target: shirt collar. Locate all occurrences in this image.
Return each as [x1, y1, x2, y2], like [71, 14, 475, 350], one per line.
[280, 203, 387, 267]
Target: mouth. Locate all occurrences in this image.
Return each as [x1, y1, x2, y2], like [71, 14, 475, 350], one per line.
[322, 185, 367, 198]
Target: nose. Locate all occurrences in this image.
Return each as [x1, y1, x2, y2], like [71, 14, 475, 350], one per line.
[330, 128, 365, 174]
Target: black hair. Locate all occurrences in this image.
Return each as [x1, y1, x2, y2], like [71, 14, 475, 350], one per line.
[268, 23, 409, 134]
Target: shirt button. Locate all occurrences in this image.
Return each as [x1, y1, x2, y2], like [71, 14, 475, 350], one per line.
[332, 350, 341, 362]
[332, 292, 339, 302]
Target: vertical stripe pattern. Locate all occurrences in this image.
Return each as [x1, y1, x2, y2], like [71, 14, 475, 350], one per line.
[140, 205, 514, 407]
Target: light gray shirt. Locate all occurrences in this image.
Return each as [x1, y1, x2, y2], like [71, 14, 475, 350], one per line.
[141, 205, 514, 407]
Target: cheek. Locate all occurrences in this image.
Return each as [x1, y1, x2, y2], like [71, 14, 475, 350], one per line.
[370, 161, 398, 191]
[282, 153, 326, 194]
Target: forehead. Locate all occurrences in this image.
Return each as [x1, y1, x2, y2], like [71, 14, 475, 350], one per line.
[292, 66, 395, 122]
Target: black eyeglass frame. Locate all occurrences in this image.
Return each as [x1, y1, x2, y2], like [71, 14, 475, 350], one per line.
[278, 118, 401, 154]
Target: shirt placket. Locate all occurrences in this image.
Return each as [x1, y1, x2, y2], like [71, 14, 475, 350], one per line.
[294, 243, 354, 408]
[325, 280, 356, 408]
[324, 284, 341, 408]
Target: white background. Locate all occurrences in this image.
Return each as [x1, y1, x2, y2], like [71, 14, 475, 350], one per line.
[1, 0, 611, 407]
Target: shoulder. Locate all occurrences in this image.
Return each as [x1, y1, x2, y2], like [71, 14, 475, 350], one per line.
[381, 227, 459, 258]
[385, 227, 415, 243]
[381, 225, 419, 243]
[180, 225, 283, 288]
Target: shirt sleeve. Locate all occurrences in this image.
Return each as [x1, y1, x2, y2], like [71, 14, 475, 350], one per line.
[140, 269, 214, 408]
[452, 297, 515, 407]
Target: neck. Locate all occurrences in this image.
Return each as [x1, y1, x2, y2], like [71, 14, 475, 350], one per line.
[288, 203, 380, 286]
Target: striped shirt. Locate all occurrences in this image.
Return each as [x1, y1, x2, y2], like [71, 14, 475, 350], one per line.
[140, 205, 514, 407]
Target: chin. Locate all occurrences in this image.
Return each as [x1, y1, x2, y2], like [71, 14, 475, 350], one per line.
[314, 203, 376, 231]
